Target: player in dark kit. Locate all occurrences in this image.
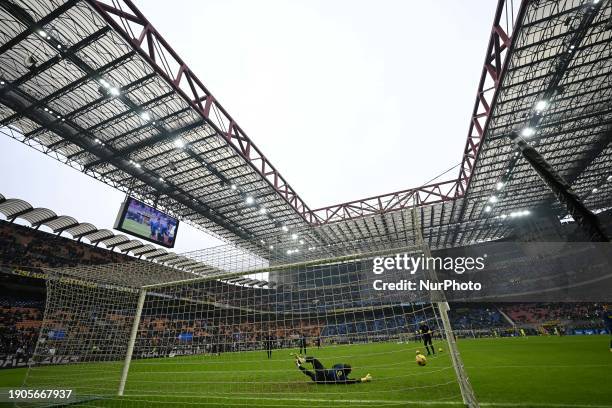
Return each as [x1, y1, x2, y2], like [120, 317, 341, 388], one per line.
[603, 305, 611, 352]
[299, 333, 307, 354]
[294, 355, 371, 384]
[265, 334, 274, 359]
[419, 321, 435, 356]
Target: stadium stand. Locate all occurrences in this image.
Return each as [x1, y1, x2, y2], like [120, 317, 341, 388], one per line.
[0, 302, 43, 357]
[0, 220, 132, 272]
[500, 303, 606, 330]
[1, 195, 609, 368]
[448, 305, 508, 331]
[2, 278, 606, 368]
[0, 193, 173, 262]
[1, 241, 607, 368]
[0, 193, 271, 286]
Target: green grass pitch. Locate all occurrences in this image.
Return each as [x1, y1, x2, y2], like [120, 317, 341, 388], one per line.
[1, 336, 610, 407]
[120, 219, 152, 239]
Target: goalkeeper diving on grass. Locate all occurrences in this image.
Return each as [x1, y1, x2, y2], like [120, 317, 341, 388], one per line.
[293, 354, 372, 384]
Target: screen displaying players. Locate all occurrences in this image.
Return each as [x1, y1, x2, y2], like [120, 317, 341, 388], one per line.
[114, 197, 179, 248]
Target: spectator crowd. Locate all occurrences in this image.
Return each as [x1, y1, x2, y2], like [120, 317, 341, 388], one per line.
[0, 220, 609, 368]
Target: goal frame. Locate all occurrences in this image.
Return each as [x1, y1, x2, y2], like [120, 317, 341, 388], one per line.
[28, 237, 478, 406]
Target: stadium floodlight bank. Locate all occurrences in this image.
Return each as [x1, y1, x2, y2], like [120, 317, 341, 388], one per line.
[22, 235, 479, 407]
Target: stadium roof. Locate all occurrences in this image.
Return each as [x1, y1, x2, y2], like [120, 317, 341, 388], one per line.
[1, 0, 611, 254]
[316, 0, 612, 249]
[450, 0, 612, 246]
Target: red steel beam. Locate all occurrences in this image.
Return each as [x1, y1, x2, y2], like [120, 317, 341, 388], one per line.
[85, 0, 526, 228]
[86, 0, 314, 222]
[309, 0, 529, 227]
[308, 179, 461, 225]
[455, 0, 527, 195]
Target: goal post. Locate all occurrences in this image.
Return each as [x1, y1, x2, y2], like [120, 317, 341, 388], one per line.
[21, 271, 145, 405]
[411, 207, 480, 408]
[22, 238, 476, 407]
[118, 289, 146, 396]
[21, 261, 197, 405]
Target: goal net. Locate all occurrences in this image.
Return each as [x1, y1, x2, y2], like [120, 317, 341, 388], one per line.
[22, 240, 476, 407]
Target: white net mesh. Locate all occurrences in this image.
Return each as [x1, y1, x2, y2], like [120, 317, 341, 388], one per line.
[22, 242, 469, 407]
[21, 278, 141, 405]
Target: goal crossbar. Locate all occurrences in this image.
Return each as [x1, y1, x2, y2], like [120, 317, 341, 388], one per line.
[141, 243, 422, 290]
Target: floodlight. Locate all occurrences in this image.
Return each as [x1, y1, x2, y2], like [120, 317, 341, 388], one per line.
[521, 127, 535, 137]
[534, 100, 547, 112]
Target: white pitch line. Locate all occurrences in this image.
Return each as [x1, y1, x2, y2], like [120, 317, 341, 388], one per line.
[123, 395, 612, 408]
[123, 395, 462, 405]
[479, 403, 612, 408]
[465, 364, 612, 369]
